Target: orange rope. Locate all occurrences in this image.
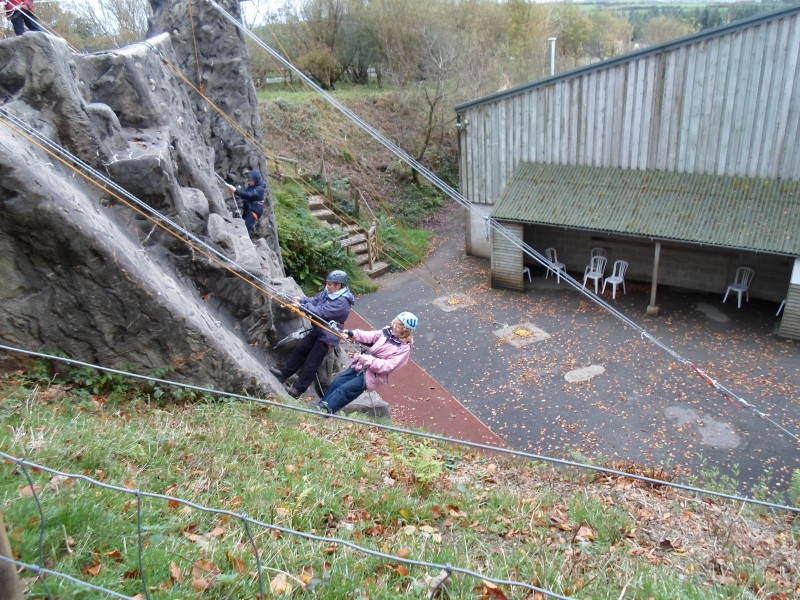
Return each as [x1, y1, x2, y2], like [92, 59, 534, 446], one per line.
[185, 0, 204, 94]
[0, 114, 346, 343]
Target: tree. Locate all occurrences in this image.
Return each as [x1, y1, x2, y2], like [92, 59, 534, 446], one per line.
[639, 15, 695, 46]
[586, 11, 633, 60]
[62, 0, 151, 48]
[551, 4, 593, 68]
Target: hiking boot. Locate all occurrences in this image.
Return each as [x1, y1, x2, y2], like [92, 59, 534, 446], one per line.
[269, 366, 287, 383]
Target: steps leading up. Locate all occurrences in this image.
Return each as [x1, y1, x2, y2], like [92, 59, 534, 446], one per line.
[307, 195, 388, 279]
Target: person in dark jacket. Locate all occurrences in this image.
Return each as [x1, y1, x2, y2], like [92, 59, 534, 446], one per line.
[270, 270, 355, 398]
[227, 169, 265, 233]
[4, 0, 41, 35]
[318, 311, 417, 415]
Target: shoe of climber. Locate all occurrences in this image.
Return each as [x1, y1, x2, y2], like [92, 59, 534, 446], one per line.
[283, 382, 302, 398]
[269, 366, 287, 383]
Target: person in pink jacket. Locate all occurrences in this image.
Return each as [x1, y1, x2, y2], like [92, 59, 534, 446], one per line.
[4, 0, 41, 35]
[318, 311, 417, 415]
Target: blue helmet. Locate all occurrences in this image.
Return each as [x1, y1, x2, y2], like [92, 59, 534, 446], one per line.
[326, 270, 348, 285]
[396, 311, 418, 331]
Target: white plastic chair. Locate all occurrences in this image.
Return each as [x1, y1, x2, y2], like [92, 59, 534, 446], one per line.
[602, 260, 629, 299]
[545, 247, 566, 284]
[590, 247, 607, 260]
[582, 255, 607, 293]
[522, 266, 531, 282]
[722, 267, 755, 309]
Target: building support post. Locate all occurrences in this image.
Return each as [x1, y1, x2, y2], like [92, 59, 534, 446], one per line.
[647, 241, 661, 316]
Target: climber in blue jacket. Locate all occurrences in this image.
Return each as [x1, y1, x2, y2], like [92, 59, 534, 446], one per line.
[227, 169, 265, 233]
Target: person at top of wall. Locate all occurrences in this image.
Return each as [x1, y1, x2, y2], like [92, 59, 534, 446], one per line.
[227, 169, 264, 233]
[317, 311, 417, 415]
[270, 270, 355, 398]
[4, 0, 42, 35]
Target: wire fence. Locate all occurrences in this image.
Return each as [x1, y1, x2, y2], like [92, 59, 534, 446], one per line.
[2, 346, 797, 597]
[0, 452, 573, 600]
[202, 0, 799, 445]
[1, 3, 798, 597]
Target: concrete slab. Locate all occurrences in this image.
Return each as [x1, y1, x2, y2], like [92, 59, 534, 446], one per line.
[432, 292, 475, 312]
[564, 365, 606, 383]
[493, 323, 551, 347]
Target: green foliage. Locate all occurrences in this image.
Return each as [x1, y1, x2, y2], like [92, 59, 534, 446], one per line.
[395, 444, 445, 486]
[1, 372, 798, 599]
[273, 183, 372, 294]
[25, 355, 214, 405]
[376, 215, 431, 271]
[790, 469, 800, 507]
[385, 178, 443, 226]
[568, 494, 632, 545]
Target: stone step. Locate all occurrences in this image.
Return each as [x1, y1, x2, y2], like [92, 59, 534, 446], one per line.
[311, 208, 336, 223]
[340, 233, 366, 248]
[307, 194, 327, 210]
[364, 261, 391, 278]
[346, 242, 368, 255]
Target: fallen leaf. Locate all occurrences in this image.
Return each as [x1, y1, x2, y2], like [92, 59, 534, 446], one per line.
[270, 573, 294, 594]
[81, 561, 101, 576]
[170, 561, 183, 583]
[191, 577, 210, 592]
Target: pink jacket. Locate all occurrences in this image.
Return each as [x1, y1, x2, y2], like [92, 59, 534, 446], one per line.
[5, 0, 34, 16]
[349, 327, 412, 391]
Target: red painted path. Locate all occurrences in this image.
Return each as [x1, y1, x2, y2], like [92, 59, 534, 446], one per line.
[346, 311, 506, 449]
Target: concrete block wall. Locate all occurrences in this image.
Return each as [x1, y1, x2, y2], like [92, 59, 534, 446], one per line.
[521, 224, 793, 302]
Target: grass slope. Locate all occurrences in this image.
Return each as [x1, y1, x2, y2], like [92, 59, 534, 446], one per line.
[1, 369, 798, 598]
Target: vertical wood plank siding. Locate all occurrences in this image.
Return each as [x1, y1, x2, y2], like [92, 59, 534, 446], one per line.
[490, 223, 525, 291]
[457, 12, 800, 205]
[778, 285, 800, 338]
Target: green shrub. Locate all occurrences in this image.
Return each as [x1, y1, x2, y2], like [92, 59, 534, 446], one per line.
[273, 183, 371, 294]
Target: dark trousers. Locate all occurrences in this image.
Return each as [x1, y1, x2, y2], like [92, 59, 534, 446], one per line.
[319, 367, 366, 414]
[243, 201, 263, 232]
[10, 10, 41, 35]
[279, 328, 329, 394]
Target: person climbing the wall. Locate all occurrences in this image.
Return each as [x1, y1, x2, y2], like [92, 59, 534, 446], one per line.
[4, 0, 41, 35]
[317, 311, 417, 415]
[227, 169, 264, 233]
[270, 270, 355, 398]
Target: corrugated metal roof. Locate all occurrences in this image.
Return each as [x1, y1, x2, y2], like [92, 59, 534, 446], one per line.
[492, 164, 800, 256]
[455, 5, 800, 114]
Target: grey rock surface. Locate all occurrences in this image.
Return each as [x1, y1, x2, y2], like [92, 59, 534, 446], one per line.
[340, 392, 391, 419]
[147, 0, 280, 253]
[0, 20, 295, 393]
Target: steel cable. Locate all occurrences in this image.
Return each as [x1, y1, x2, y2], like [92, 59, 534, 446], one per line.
[0, 451, 573, 599]
[1, 343, 796, 514]
[201, 0, 798, 443]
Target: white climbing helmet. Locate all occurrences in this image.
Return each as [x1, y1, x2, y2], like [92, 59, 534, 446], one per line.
[396, 311, 418, 331]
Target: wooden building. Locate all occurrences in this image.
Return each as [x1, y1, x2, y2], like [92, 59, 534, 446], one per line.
[454, 5, 800, 339]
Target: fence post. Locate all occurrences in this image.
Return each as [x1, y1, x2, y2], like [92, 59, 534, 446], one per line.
[0, 514, 23, 600]
[367, 222, 377, 270]
[351, 187, 360, 219]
